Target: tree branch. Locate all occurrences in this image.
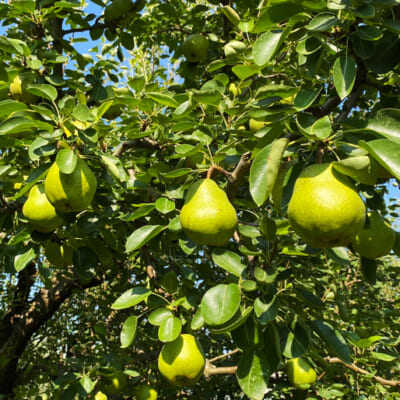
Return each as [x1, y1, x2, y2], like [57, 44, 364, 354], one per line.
[226, 151, 252, 200]
[325, 357, 400, 387]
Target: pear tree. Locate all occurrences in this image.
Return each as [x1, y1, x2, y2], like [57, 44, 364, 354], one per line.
[1, 0, 400, 399]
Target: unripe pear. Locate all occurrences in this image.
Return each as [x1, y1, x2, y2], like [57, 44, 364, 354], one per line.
[45, 157, 97, 213]
[287, 357, 317, 390]
[22, 184, 63, 232]
[158, 334, 205, 386]
[136, 385, 158, 400]
[180, 178, 237, 246]
[182, 34, 209, 63]
[288, 163, 366, 248]
[351, 211, 396, 259]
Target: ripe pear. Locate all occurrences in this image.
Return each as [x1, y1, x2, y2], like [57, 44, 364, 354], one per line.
[182, 34, 209, 63]
[351, 211, 396, 259]
[158, 334, 205, 386]
[288, 163, 366, 248]
[22, 184, 63, 232]
[180, 179, 237, 246]
[45, 157, 97, 213]
[287, 357, 317, 390]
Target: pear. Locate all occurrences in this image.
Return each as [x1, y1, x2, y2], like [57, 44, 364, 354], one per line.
[44, 157, 97, 213]
[182, 34, 209, 63]
[351, 211, 396, 259]
[158, 334, 205, 386]
[22, 184, 63, 232]
[287, 358, 317, 390]
[180, 179, 237, 246]
[288, 163, 366, 248]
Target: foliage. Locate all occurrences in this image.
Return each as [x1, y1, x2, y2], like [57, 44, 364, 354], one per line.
[0, 0, 400, 399]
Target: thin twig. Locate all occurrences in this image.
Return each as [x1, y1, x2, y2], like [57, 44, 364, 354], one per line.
[208, 349, 241, 363]
[325, 357, 400, 387]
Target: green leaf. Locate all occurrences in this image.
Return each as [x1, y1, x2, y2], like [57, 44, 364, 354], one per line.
[356, 335, 382, 349]
[306, 13, 338, 31]
[192, 89, 221, 106]
[14, 247, 36, 272]
[158, 315, 182, 342]
[294, 287, 324, 309]
[254, 296, 279, 325]
[333, 56, 356, 100]
[363, 109, 400, 142]
[252, 30, 284, 66]
[125, 225, 165, 253]
[79, 375, 95, 394]
[210, 306, 253, 334]
[147, 92, 179, 108]
[236, 350, 270, 400]
[27, 84, 57, 101]
[294, 88, 322, 110]
[56, 149, 78, 174]
[372, 352, 397, 362]
[148, 308, 173, 326]
[120, 316, 137, 348]
[0, 100, 27, 117]
[155, 197, 175, 214]
[254, 2, 303, 32]
[310, 320, 351, 364]
[361, 257, 377, 285]
[111, 287, 151, 310]
[232, 64, 262, 80]
[357, 26, 383, 41]
[211, 249, 246, 277]
[201, 283, 241, 326]
[312, 115, 332, 139]
[231, 316, 263, 350]
[282, 317, 311, 358]
[249, 138, 289, 206]
[359, 139, 400, 180]
[100, 153, 128, 183]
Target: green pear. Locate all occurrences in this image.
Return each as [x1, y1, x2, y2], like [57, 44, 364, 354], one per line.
[136, 385, 158, 400]
[158, 334, 205, 386]
[180, 179, 237, 246]
[287, 357, 317, 390]
[182, 34, 209, 63]
[44, 157, 97, 213]
[249, 118, 267, 131]
[351, 211, 396, 259]
[104, 0, 133, 23]
[288, 163, 366, 248]
[22, 184, 63, 232]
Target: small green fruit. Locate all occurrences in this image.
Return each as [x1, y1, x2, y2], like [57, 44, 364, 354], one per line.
[228, 83, 241, 96]
[287, 357, 317, 390]
[44, 157, 97, 213]
[94, 391, 108, 400]
[104, 371, 127, 394]
[104, 0, 133, 23]
[182, 34, 209, 63]
[288, 163, 366, 248]
[158, 334, 205, 386]
[180, 178, 237, 246]
[22, 184, 63, 233]
[351, 211, 396, 259]
[136, 385, 158, 400]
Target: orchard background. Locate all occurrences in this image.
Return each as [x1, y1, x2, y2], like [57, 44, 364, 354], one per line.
[1, 0, 400, 398]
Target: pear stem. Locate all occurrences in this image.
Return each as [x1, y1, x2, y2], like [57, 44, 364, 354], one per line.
[206, 165, 231, 180]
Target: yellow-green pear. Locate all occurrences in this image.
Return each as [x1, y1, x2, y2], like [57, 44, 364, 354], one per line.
[158, 334, 205, 386]
[22, 184, 63, 232]
[182, 34, 209, 63]
[288, 163, 366, 248]
[351, 211, 396, 259]
[249, 118, 267, 131]
[136, 385, 158, 400]
[180, 178, 237, 246]
[10, 73, 38, 105]
[287, 358, 317, 390]
[45, 157, 97, 213]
